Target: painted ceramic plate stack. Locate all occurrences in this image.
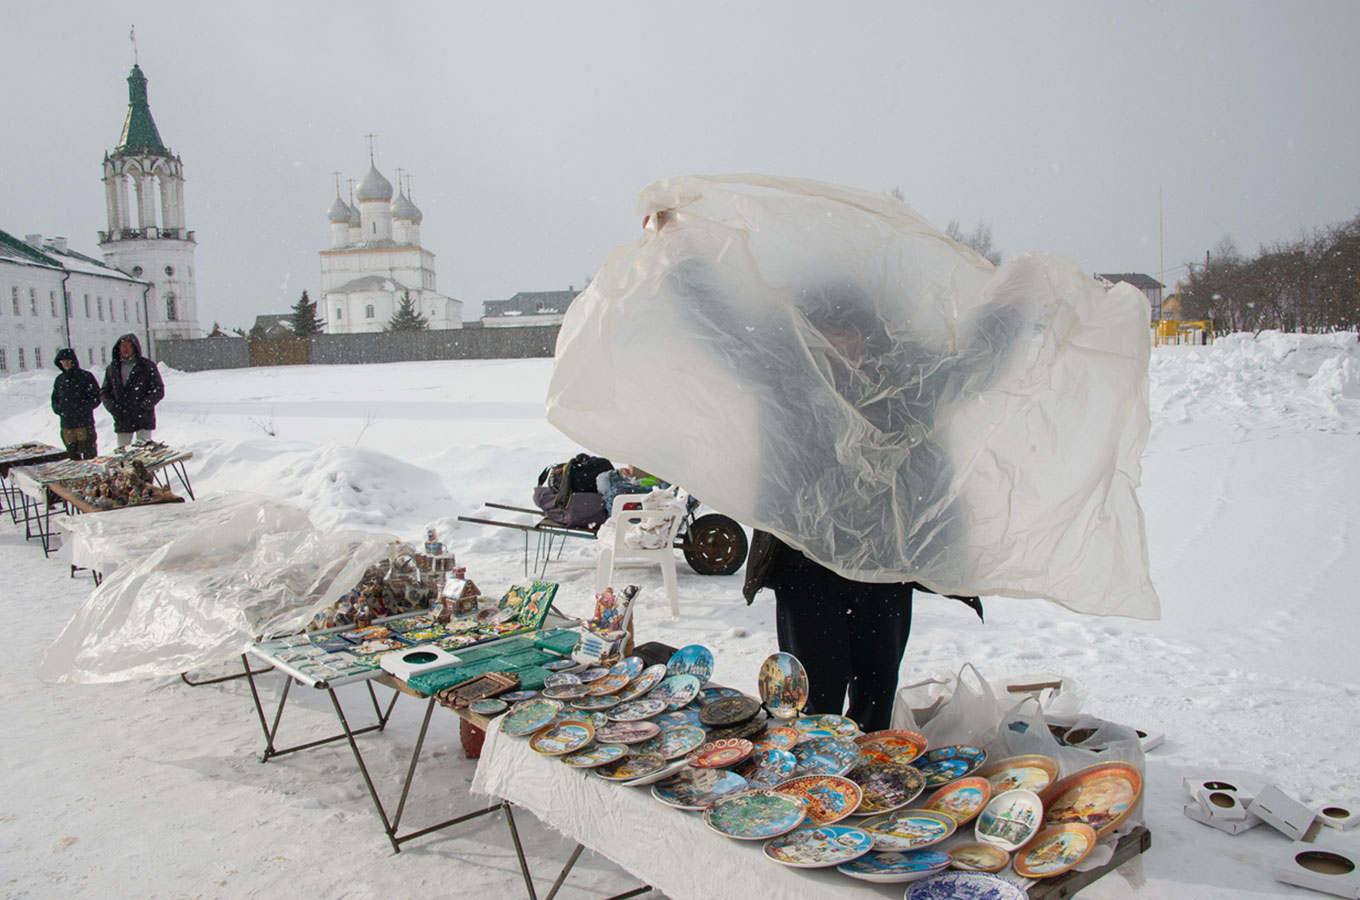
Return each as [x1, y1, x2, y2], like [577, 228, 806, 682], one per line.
[616, 664, 668, 701]
[773, 774, 863, 825]
[1040, 762, 1143, 839]
[665, 644, 715, 685]
[1011, 823, 1098, 878]
[648, 674, 701, 710]
[853, 729, 928, 766]
[561, 744, 629, 769]
[617, 758, 693, 787]
[651, 767, 749, 810]
[762, 825, 873, 868]
[756, 652, 810, 720]
[698, 694, 762, 728]
[499, 699, 563, 737]
[528, 719, 595, 755]
[753, 726, 800, 753]
[844, 761, 925, 815]
[594, 720, 661, 744]
[904, 871, 1027, 900]
[835, 849, 952, 883]
[594, 752, 667, 782]
[973, 789, 1044, 852]
[637, 725, 707, 761]
[792, 738, 861, 776]
[858, 809, 957, 852]
[914, 745, 987, 786]
[703, 789, 808, 840]
[921, 776, 992, 824]
[974, 754, 1059, 794]
[687, 738, 755, 769]
[946, 841, 1011, 873]
[736, 748, 798, 789]
[607, 698, 668, 721]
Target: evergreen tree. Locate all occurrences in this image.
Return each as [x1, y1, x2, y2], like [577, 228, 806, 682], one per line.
[290, 290, 324, 336]
[386, 291, 430, 332]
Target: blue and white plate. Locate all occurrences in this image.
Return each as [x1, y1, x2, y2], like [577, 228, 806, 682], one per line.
[905, 871, 1027, 900]
[649, 674, 702, 710]
[665, 644, 715, 685]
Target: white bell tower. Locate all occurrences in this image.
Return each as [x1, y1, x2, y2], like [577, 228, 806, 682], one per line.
[98, 62, 200, 343]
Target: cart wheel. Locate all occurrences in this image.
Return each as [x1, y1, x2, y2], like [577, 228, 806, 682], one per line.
[682, 514, 748, 576]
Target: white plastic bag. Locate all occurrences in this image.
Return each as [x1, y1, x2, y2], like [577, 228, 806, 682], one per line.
[890, 663, 1005, 748]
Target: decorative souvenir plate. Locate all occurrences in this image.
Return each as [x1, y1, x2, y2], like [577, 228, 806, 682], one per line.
[594, 720, 661, 744]
[773, 774, 863, 825]
[616, 664, 668, 702]
[618, 757, 693, 787]
[595, 752, 668, 782]
[561, 744, 629, 769]
[845, 762, 925, 815]
[737, 748, 798, 789]
[688, 738, 755, 769]
[947, 841, 1011, 873]
[609, 656, 645, 680]
[753, 725, 800, 752]
[576, 711, 612, 731]
[904, 871, 1027, 900]
[543, 672, 582, 687]
[477, 607, 515, 625]
[922, 776, 992, 824]
[607, 698, 668, 722]
[757, 652, 810, 720]
[792, 739, 861, 777]
[858, 809, 957, 851]
[649, 674, 702, 710]
[541, 682, 589, 700]
[836, 849, 952, 883]
[1040, 762, 1142, 839]
[501, 690, 538, 702]
[915, 745, 987, 786]
[529, 719, 595, 755]
[706, 712, 769, 743]
[467, 698, 508, 717]
[542, 658, 579, 672]
[1012, 823, 1098, 878]
[808, 714, 859, 737]
[762, 825, 873, 868]
[974, 754, 1059, 795]
[654, 708, 704, 730]
[651, 767, 749, 810]
[666, 644, 715, 685]
[794, 728, 838, 744]
[637, 725, 708, 761]
[973, 789, 1044, 851]
[499, 699, 563, 737]
[699, 694, 763, 728]
[703, 789, 808, 840]
[854, 729, 928, 766]
[585, 672, 632, 696]
[697, 686, 744, 705]
[570, 694, 622, 711]
[575, 666, 610, 684]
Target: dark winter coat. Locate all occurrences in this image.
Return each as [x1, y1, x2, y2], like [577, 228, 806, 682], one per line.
[100, 333, 165, 433]
[51, 348, 103, 429]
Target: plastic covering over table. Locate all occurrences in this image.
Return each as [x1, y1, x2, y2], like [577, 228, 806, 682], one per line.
[40, 492, 393, 683]
[547, 174, 1157, 618]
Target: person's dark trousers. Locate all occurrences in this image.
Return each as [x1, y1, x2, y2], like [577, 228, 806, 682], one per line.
[773, 551, 913, 732]
[60, 426, 98, 460]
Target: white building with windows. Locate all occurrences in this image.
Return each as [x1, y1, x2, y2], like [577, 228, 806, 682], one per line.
[0, 229, 149, 378]
[97, 63, 201, 341]
[320, 160, 461, 333]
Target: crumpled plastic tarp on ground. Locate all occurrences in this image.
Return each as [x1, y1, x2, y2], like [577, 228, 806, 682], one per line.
[40, 492, 394, 682]
[547, 174, 1158, 618]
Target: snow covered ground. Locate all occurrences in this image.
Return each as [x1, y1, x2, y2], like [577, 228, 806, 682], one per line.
[2, 331, 1358, 899]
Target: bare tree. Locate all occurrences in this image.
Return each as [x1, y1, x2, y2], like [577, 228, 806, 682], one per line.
[945, 219, 1002, 265]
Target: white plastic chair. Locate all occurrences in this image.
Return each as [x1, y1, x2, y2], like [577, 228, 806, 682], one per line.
[595, 490, 688, 616]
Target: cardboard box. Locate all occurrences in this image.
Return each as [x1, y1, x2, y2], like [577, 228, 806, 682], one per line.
[1250, 784, 1321, 842]
[1317, 802, 1360, 832]
[1183, 802, 1263, 835]
[1197, 788, 1250, 821]
[1274, 840, 1360, 899]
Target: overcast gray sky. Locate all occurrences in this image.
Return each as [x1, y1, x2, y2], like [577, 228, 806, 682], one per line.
[5, 1, 1358, 332]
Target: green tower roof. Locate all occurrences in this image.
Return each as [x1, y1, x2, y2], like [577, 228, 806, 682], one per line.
[114, 64, 168, 156]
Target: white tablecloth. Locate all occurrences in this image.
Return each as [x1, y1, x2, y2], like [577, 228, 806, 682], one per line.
[471, 722, 905, 900]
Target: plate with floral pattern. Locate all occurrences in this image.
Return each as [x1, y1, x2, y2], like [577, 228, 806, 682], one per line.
[773, 774, 863, 825]
[762, 825, 873, 868]
[703, 789, 808, 840]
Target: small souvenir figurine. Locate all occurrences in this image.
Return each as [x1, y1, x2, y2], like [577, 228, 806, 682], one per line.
[424, 526, 445, 556]
[354, 601, 373, 628]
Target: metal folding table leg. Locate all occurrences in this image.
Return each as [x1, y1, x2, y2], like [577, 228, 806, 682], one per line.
[243, 661, 396, 762]
[543, 842, 652, 900]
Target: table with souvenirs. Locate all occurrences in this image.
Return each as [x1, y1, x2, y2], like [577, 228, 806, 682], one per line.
[95, 441, 196, 499]
[469, 640, 1151, 900]
[0, 442, 71, 521]
[8, 457, 110, 555]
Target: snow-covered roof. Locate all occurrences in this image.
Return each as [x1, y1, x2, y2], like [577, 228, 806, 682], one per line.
[0, 228, 145, 284]
[1096, 273, 1164, 291]
[326, 274, 413, 295]
[484, 288, 580, 317]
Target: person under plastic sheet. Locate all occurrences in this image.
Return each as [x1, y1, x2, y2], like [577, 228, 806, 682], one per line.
[660, 252, 1025, 731]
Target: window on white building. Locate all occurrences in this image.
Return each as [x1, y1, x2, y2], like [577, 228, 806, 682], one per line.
[29, 288, 36, 315]
[84, 294, 90, 318]
[365, 304, 375, 319]
[64, 293, 71, 316]
[166, 295, 177, 322]
[100, 346, 107, 365]
[0, 349, 6, 371]
[336, 307, 343, 320]
[17, 348, 25, 370]
[97, 297, 104, 321]
[49, 291, 56, 317]
[87, 348, 94, 365]
[123, 299, 129, 321]
[11, 287, 20, 315]
[33, 348, 41, 368]
[135, 303, 141, 323]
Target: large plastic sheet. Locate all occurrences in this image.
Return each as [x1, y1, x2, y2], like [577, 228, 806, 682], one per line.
[547, 174, 1157, 618]
[40, 494, 394, 682]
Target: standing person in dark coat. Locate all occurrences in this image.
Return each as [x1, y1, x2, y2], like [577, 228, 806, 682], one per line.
[51, 348, 103, 460]
[101, 333, 165, 447]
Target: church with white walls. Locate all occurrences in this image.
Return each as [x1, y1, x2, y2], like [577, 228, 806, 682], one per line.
[321, 161, 461, 333]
